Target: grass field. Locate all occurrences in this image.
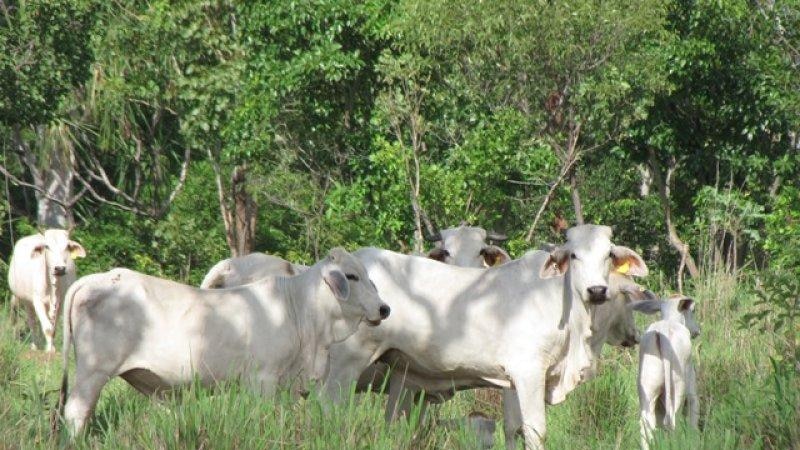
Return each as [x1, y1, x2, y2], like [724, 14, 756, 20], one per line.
[0, 269, 797, 449]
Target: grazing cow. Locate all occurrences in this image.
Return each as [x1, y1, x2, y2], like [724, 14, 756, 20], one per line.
[324, 225, 647, 450]
[7, 229, 86, 352]
[633, 294, 701, 450]
[427, 225, 511, 268]
[58, 248, 390, 436]
[200, 252, 307, 289]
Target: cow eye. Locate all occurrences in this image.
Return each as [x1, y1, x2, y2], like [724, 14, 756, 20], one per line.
[570, 253, 577, 260]
[345, 274, 360, 281]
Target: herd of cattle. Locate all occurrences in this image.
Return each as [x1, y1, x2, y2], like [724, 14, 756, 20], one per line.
[7, 225, 700, 449]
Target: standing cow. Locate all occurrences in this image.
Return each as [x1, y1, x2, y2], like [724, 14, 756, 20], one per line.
[8, 229, 86, 352]
[58, 248, 389, 436]
[324, 225, 648, 450]
[633, 294, 701, 450]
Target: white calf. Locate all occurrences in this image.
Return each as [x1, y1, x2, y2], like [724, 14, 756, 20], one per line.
[633, 294, 701, 449]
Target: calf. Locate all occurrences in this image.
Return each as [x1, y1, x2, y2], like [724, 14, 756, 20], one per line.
[8, 229, 86, 352]
[633, 294, 701, 450]
[58, 248, 389, 436]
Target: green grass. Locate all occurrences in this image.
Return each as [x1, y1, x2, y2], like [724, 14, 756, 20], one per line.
[0, 270, 797, 449]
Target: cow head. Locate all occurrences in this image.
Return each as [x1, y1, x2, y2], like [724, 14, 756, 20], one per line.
[31, 229, 86, 284]
[426, 226, 511, 268]
[539, 225, 647, 305]
[322, 248, 390, 328]
[631, 293, 701, 338]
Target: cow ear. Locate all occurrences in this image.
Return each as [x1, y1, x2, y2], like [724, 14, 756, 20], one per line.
[68, 241, 86, 259]
[678, 297, 695, 312]
[428, 248, 449, 263]
[30, 244, 46, 258]
[611, 246, 648, 277]
[539, 248, 569, 278]
[323, 269, 350, 302]
[630, 299, 662, 315]
[480, 246, 510, 267]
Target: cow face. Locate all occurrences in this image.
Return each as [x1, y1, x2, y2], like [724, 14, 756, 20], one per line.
[33, 229, 86, 283]
[324, 248, 389, 327]
[539, 225, 648, 305]
[427, 226, 510, 268]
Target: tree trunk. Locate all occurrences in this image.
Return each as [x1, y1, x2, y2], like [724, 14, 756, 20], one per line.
[647, 149, 700, 278]
[230, 165, 256, 257]
[569, 169, 584, 225]
[12, 125, 75, 228]
[208, 147, 256, 258]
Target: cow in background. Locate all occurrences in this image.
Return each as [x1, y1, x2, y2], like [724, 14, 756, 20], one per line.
[8, 229, 86, 352]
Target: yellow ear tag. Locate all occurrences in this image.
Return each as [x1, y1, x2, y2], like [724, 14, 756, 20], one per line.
[615, 261, 630, 274]
[70, 249, 81, 260]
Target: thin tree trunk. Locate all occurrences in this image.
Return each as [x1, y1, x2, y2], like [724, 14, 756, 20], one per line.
[569, 170, 584, 225]
[231, 165, 256, 257]
[647, 149, 700, 278]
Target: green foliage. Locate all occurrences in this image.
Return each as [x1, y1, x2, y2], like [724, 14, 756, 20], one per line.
[0, 0, 97, 125]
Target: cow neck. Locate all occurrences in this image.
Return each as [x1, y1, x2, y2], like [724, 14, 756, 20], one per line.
[277, 265, 337, 382]
[546, 267, 593, 405]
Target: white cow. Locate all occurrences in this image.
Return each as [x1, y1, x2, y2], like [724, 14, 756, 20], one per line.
[633, 294, 700, 450]
[324, 225, 647, 450]
[7, 229, 86, 352]
[58, 248, 390, 436]
[201, 252, 307, 289]
[427, 225, 511, 268]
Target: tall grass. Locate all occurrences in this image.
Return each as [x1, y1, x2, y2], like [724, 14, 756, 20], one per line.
[0, 268, 797, 449]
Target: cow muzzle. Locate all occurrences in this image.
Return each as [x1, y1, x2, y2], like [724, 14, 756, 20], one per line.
[366, 303, 391, 326]
[586, 286, 608, 304]
[53, 266, 67, 277]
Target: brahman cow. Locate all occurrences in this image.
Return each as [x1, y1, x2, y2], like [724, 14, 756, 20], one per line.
[633, 294, 700, 450]
[323, 225, 647, 450]
[200, 252, 307, 289]
[58, 248, 389, 436]
[426, 225, 511, 268]
[7, 229, 86, 352]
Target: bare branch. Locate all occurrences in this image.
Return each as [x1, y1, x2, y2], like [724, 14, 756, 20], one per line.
[0, 163, 70, 209]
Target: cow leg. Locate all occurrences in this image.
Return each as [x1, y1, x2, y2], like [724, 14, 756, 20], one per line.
[21, 300, 40, 350]
[638, 384, 658, 450]
[323, 348, 375, 404]
[30, 296, 56, 352]
[385, 372, 417, 422]
[508, 366, 546, 450]
[64, 372, 109, 436]
[685, 364, 699, 428]
[502, 388, 522, 449]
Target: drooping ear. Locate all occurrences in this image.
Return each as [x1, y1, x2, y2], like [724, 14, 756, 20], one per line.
[480, 246, 511, 267]
[539, 248, 570, 278]
[611, 245, 648, 277]
[68, 241, 86, 259]
[30, 244, 46, 258]
[629, 299, 663, 315]
[323, 269, 350, 302]
[678, 297, 695, 312]
[618, 284, 647, 301]
[428, 248, 450, 263]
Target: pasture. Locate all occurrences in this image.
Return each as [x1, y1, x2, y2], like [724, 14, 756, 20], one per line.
[0, 266, 796, 449]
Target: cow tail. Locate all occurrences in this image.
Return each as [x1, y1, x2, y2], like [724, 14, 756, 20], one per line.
[54, 277, 82, 434]
[658, 333, 675, 430]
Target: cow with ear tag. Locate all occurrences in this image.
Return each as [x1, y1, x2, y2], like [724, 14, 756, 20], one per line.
[8, 229, 87, 352]
[58, 247, 389, 437]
